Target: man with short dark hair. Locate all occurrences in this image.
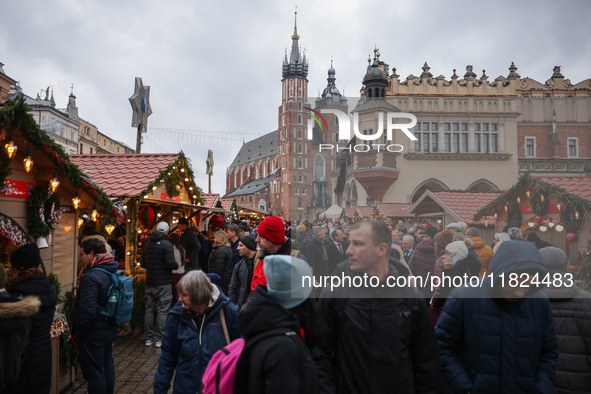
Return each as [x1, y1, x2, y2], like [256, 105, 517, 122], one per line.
[325, 229, 348, 275]
[141, 222, 178, 347]
[316, 220, 442, 393]
[178, 218, 201, 271]
[228, 235, 257, 307]
[225, 224, 241, 266]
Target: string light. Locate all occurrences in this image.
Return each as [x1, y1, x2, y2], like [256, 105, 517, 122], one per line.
[50, 172, 60, 192]
[23, 149, 33, 172]
[516, 196, 521, 204]
[72, 191, 81, 209]
[4, 135, 17, 158]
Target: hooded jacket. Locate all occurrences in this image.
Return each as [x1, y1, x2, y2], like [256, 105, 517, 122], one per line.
[0, 292, 40, 390]
[435, 241, 558, 394]
[237, 286, 318, 394]
[141, 231, 178, 287]
[8, 271, 57, 394]
[471, 236, 494, 278]
[412, 238, 437, 298]
[154, 286, 240, 394]
[315, 255, 443, 394]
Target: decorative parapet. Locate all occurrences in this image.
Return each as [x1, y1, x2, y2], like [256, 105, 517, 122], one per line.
[404, 153, 512, 161]
[518, 158, 590, 173]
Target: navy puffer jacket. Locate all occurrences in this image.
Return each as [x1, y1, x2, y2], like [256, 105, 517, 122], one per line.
[141, 231, 178, 287]
[436, 241, 558, 394]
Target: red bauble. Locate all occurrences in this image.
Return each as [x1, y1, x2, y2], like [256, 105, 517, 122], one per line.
[535, 216, 545, 225]
[566, 232, 577, 244]
[139, 206, 156, 228]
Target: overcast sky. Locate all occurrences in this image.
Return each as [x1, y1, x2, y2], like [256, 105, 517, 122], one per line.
[1, 0, 590, 195]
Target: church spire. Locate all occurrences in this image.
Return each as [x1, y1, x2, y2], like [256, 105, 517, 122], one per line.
[282, 8, 308, 80]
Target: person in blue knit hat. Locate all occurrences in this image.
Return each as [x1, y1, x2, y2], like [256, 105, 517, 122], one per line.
[237, 255, 318, 393]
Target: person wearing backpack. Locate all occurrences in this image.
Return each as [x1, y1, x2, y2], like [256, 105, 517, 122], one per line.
[315, 220, 443, 394]
[235, 254, 319, 394]
[154, 270, 240, 394]
[73, 238, 119, 394]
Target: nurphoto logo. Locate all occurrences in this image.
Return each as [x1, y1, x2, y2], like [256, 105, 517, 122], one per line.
[305, 97, 418, 153]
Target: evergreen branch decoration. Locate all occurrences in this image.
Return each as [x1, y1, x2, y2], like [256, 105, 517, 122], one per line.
[0, 98, 119, 225]
[506, 204, 522, 228]
[27, 184, 61, 238]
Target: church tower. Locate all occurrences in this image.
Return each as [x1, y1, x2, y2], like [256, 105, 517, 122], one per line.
[276, 10, 310, 220]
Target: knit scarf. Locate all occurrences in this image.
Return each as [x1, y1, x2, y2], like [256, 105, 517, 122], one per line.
[11, 267, 45, 285]
[78, 253, 115, 283]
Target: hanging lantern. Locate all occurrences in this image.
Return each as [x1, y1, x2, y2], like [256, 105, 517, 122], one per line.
[105, 224, 115, 235]
[139, 206, 157, 228]
[575, 211, 580, 220]
[526, 190, 531, 198]
[50, 172, 60, 192]
[540, 194, 545, 202]
[504, 204, 508, 213]
[484, 220, 488, 228]
[23, 150, 34, 172]
[555, 224, 564, 232]
[566, 232, 577, 244]
[91, 206, 98, 222]
[516, 196, 521, 204]
[539, 225, 548, 232]
[5, 135, 17, 158]
[78, 218, 84, 227]
[494, 212, 498, 219]
[72, 191, 81, 209]
[556, 202, 562, 211]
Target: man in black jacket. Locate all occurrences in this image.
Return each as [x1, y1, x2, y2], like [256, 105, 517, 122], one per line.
[178, 218, 201, 271]
[141, 222, 178, 348]
[228, 235, 257, 307]
[325, 229, 348, 276]
[315, 220, 442, 394]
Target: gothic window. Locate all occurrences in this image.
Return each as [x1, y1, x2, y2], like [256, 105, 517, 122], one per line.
[298, 143, 303, 154]
[305, 174, 308, 182]
[298, 157, 303, 168]
[298, 101, 302, 111]
[303, 188, 307, 195]
[298, 114, 302, 124]
[298, 200, 302, 208]
[299, 173, 303, 182]
[314, 155, 325, 179]
[241, 197, 245, 202]
[249, 196, 253, 202]
[298, 128, 302, 139]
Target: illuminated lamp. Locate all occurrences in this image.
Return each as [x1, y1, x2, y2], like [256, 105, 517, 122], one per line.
[5, 135, 17, 158]
[50, 172, 60, 192]
[72, 191, 81, 209]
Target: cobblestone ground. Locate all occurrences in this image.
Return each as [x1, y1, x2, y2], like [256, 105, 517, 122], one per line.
[62, 331, 164, 393]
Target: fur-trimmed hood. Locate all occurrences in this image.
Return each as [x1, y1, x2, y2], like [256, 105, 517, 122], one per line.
[0, 294, 41, 319]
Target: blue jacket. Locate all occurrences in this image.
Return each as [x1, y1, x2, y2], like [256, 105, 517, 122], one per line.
[154, 286, 241, 394]
[435, 241, 558, 394]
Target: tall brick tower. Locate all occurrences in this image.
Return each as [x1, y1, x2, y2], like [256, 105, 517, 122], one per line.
[277, 10, 310, 220]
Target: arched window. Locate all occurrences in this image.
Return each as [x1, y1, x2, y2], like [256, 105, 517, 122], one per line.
[249, 196, 253, 202]
[298, 101, 302, 111]
[314, 155, 325, 179]
[299, 173, 302, 182]
[298, 199, 302, 208]
[298, 157, 303, 168]
[241, 197, 245, 202]
[298, 143, 303, 154]
[297, 128, 302, 139]
[298, 114, 302, 124]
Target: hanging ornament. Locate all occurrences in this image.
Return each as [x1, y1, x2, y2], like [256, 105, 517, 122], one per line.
[5, 135, 17, 158]
[91, 205, 98, 222]
[72, 191, 81, 209]
[555, 224, 564, 232]
[556, 202, 562, 211]
[78, 218, 84, 228]
[548, 221, 555, 228]
[139, 206, 157, 227]
[504, 204, 508, 213]
[516, 196, 521, 204]
[539, 225, 548, 232]
[23, 150, 34, 172]
[566, 232, 577, 244]
[540, 194, 545, 202]
[575, 211, 580, 220]
[494, 212, 498, 219]
[526, 190, 531, 198]
[105, 224, 115, 235]
[528, 221, 535, 227]
[50, 172, 60, 192]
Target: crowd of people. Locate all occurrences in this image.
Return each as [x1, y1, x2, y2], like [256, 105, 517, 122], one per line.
[1, 215, 590, 393]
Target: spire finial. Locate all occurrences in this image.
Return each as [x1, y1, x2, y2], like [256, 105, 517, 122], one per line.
[291, 7, 300, 39]
[70, 83, 74, 95]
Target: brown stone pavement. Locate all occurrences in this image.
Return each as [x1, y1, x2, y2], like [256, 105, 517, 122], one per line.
[61, 331, 166, 393]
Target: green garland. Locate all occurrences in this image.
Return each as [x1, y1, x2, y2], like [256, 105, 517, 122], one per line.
[530, 190, 549, 216]
[0, 98, 118, 225]
[0, 145, 11, 193]
[560, 204, 584, 233]
[506, 204, 522, 228]
[27, 184, 61, 238]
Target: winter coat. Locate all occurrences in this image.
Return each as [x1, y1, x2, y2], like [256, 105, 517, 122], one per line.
[543, 281, 591, 394]
[228, 255, 254, 307]
[208, 245, 233, 294]
[472, 236, 494, 278]
[72, 258, 120, 338]
[306, 237, 329, 277]
[230, 238, 241, 266]
[153, 286, 241, 394]
[412, 238, 437, 298]
[141, 231, 178, 287]
[8, 272, 57, 394]
[180, 229, 201, 271]
[0, 292, 40, 390]
[250, 238, 293, 292]
[238, 286, 318, 394]
[315, 256, 443, 394]
[435, 241, 558, 394]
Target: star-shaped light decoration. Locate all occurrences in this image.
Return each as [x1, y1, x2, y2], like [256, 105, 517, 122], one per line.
[129, 77, 152, 133]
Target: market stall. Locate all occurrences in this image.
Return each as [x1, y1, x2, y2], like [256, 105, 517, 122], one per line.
[0, 98, 119, 393]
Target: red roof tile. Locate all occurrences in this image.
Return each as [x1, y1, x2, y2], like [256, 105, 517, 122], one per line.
[70, 154, 179, 197]
[357, 206, 374, 218]
[220, 197, 234, 211]
[343, 207, 356, 217]
[201, 193, 220, 208]
[377, 203, 415, 218]
[432, 191, 500, 224]
[534, 174, 591, 202]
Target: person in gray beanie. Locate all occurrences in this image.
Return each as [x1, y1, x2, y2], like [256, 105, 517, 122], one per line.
[539, 246, 591, 393]
[236, 255, 318, 393]
[228, 235, 258, 307]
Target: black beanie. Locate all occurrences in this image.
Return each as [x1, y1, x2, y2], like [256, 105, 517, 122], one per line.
[10, 243, 42, 270]
[240, 235, 257, 251]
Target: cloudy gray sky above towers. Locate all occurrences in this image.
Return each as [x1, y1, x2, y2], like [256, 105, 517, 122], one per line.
[1, 0, 589, 194]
